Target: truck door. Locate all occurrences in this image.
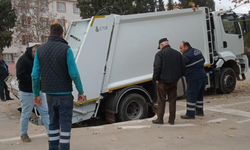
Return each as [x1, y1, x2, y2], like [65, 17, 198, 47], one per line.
[65, 16, 114, 123]
[66, 16, 114, 103]
[66, 20, 90, 57]
[219, 13, 244, 55]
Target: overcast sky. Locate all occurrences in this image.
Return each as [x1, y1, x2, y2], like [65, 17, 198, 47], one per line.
[163, 0, 250, 14]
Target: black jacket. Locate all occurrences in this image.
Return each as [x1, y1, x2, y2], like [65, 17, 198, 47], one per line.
[0, 60, 9, 81]
[16, 47, 34, 92]
[153, 45, 185, 83]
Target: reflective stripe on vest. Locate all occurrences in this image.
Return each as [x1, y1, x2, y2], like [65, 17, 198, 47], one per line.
[186, 58, 204, 68]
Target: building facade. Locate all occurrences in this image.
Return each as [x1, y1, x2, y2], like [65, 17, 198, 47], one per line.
[3, 0, 81, 74]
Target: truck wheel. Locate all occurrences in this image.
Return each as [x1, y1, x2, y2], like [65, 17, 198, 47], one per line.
[218, 67, 236, 94]
[117, 93, 148, 121]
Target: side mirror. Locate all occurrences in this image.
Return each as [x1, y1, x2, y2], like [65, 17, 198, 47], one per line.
[242, 15, 248, 33]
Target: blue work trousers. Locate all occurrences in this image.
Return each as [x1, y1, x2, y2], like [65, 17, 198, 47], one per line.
[186, 77, 207, 117]
[47, 94, 73, 150]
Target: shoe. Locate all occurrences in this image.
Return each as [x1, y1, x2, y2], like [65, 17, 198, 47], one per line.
[6, 97, 14, 100]
[30, 118, 39, 125]
[152, 119, 164, 124]
[21, 134, 31, 143]
[1, 99, 6, 102]
[196, 112, 204, 116]
[17, 107, 22, 113]
[168, 120, 175, 125]
[180, 115, 195, 119]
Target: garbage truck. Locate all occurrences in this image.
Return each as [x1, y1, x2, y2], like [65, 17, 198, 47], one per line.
[65, 7, 248, 123]
[8, 7, 249, 124]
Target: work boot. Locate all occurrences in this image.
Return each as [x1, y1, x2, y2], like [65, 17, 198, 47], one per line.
[180, 115, 195, 119]
[168, 120, 175, 125]
[152, 119, 164, 124]
[196, 112, 204, 116]
[6, 97, 14, 100]
[21, 134, 31, 143]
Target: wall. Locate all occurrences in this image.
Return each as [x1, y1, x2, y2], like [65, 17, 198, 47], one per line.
[2, 46, 21, 74]
[6, 60, 16, 74]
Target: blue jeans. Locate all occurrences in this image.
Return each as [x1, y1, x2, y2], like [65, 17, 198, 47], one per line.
[19, 91, 50, 135]
[186, 77, 207, 117]
[47, 94, 73, 150]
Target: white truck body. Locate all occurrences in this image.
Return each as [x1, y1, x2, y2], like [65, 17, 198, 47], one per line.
[9, 7, 245, 124]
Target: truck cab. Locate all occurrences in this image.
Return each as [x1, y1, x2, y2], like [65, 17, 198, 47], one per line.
[209, 10, 248, 93]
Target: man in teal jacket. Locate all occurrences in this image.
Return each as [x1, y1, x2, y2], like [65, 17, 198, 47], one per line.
[32, 23, 84, 150]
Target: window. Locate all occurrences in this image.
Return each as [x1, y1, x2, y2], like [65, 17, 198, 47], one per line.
[221, 14, 241, 34]
[22, 0, 29, 5]
[57, 19, 66, 26]
[22, 35, 27, 45]
[57, 2, 66, 13]
[40, 1, 49, 12]
[22, 34, 33, 45]
[21, 16, 31, 27]
[3, 54, 14, 64]
[40, 18, 49, 27]
[41, 35, 48, 43]
[20, 0, 30, 10]
[73, 4, 80, 14]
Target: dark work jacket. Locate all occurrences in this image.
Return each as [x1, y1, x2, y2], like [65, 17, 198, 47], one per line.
[153, 45, 185, 83]
[0, 60, 9, 81]
[16, 47, 34, 92]
[37, 36, 72, 93]
[183, 47, 207, 81]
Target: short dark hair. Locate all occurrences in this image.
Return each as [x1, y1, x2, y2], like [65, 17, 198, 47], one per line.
[182, 41, 191, 48]
[32, 44, 41, 50]
[50, 24, 63, 36]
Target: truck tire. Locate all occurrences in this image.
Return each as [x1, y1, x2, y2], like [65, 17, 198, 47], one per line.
[218, 67, 236, 94]
[117, 93, 148, 121]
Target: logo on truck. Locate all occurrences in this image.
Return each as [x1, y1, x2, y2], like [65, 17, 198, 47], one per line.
[96, 26, 108, 32]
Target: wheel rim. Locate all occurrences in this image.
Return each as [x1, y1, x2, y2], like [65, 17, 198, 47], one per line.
[224, 74, 234, 88]
[125, 100, 143, 120]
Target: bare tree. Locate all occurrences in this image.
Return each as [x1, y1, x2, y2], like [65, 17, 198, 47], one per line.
[12, 0, 61, 47]
[57, 16, 70, 37]
[230, 0, 249, 10]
